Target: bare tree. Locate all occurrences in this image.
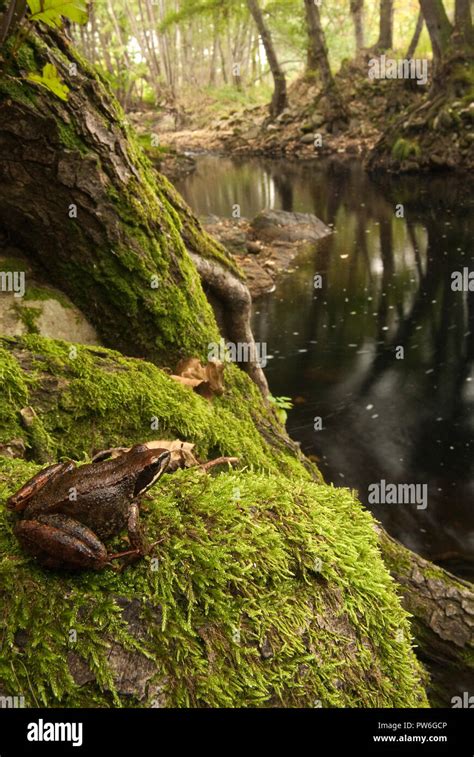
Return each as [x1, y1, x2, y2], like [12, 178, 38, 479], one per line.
[246, 0, 287, 117]
[418, 0, 452, 61]
[406, 10, 424, 58]
[454, 0, 473, 44]
[304, 0, 334, 87]
[304, 0, 347, 121]
[350, 0, 365, 52]
[376, 0, 394, 51]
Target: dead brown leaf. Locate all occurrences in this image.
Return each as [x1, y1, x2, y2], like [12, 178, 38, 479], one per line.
[171, 357, 225, 399]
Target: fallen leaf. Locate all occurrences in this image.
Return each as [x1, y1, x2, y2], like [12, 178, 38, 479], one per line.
[171, 357, 225, 399]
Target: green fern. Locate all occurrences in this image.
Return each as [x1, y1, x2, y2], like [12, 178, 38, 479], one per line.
[269, 395, 293, 425]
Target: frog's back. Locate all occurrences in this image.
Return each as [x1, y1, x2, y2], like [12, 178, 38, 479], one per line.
[23, 460, 134, 540]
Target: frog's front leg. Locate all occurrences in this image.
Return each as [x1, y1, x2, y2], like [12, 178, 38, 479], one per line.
[14, 513, 108, 570]
[7, 461, 76, 512]
[109, 502, 149, 568]
[126, 501, 149, 561]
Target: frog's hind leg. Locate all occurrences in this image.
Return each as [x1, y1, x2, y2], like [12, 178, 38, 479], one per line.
[15, 513, 107, 570]
[7, 461, 76, 512]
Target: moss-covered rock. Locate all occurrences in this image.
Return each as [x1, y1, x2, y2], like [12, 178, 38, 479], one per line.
[0, 252, 100, 344]
[0, 334, 429, 707]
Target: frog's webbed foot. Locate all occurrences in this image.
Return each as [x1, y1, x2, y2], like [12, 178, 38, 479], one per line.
[14, 513, 108, 570]
[7, 461, 76, 512]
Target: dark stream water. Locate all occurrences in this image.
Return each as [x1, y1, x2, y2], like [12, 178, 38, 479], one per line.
[178, 155, 474, 579]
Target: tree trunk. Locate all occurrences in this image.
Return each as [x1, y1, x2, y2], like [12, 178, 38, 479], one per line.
[455, 0, 473, 44]
[218, 36, 228, 83]
[246, 0, 287, 118]
[418, 0, 453, 61]
[208, 16, 218, 86]
[0, 27, 268, 395]
[377, 527, 474, 706]
[406, 10, 424, 58]
[350, 0, 365, 52]
[303, 0, 347, 122]
[304, 0, 333, 84]
[376, 0, 394, 50]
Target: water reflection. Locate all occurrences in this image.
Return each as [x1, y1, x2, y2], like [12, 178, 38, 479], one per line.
[178, 157, 474, 578]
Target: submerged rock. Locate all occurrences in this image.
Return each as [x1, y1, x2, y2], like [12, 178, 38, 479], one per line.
[250, 209, 332, 243]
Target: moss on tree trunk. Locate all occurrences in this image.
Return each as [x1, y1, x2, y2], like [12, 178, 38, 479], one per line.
[0, 24, 471, 711]
[0, 335, 430, 708]
[0, 28, 268, 391]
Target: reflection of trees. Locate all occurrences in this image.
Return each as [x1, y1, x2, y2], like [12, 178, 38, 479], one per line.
[358, 214, 472, 404]
[252, 162, 474, 569]
[199, 156, 474, 539]
[271, 170, 293, 210]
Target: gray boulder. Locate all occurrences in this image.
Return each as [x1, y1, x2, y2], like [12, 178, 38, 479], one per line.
[250, 209, 332, 243]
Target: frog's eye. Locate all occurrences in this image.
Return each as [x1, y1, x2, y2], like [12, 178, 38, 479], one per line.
[134, 451, 171, 496]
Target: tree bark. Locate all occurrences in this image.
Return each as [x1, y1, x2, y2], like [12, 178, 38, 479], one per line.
[350, 0, 365, 52]
[246, 0, 287, 118]
[0, 27, 268, 395]
[304, 0, 333, 85]
[303, 0, 347, 122]
[377, 527, 474, 706]
[376, 0, 394, 50]
[418, 0, 453, 61]
[406, 10, 424, 58]
[455, 0, 473, 44]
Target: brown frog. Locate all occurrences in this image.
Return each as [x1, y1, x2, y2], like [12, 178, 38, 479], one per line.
[6, 444, 171, 570]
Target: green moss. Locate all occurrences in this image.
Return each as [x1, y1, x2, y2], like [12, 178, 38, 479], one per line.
[0, 347, 29, 444]
[0, 335, 313, 478]
[451, 61, 474, 89]
[14, 305, 41, 334]
[0, 456, 428, 708]
[0, 75, 38, 109]
[0, 335, 429, 707]
[0, 257, 30, 273]
[114, 123, 243, 279]
[23, 285, 72, 309]
[137, 133, 170, 159]
[392, 138, 421, 162]
[56, 121, 89, 155]
[14, 38, 37, 74]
